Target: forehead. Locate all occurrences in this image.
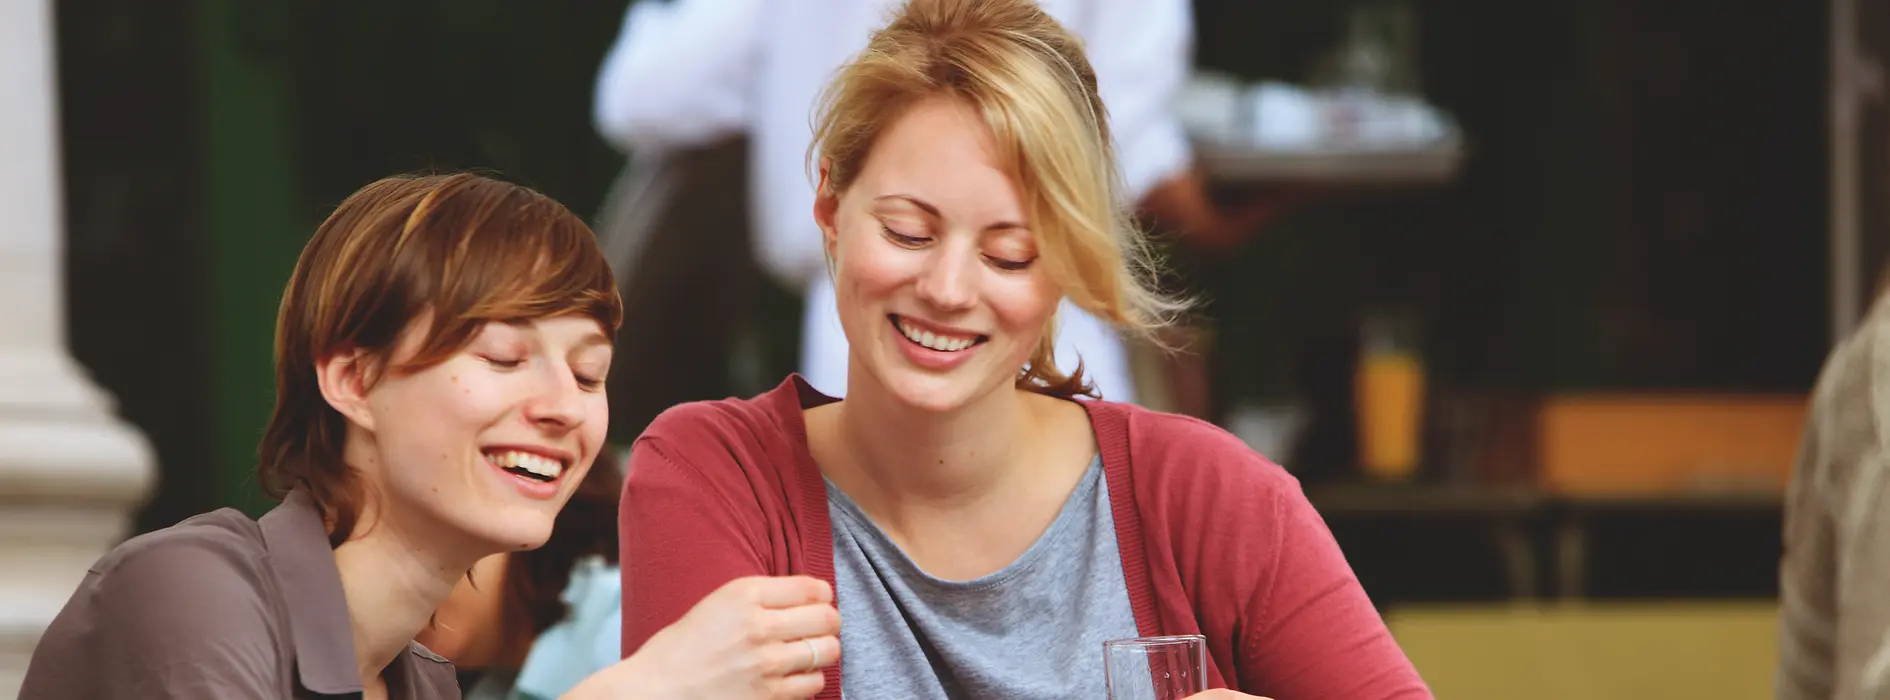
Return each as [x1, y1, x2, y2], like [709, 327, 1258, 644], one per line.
[472, 315, 614, 348]
[386, 313, 613, 367]
[855, 97, 1025, 223]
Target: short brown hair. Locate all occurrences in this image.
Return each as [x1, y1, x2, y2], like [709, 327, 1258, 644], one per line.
[260, 172, 622, 545]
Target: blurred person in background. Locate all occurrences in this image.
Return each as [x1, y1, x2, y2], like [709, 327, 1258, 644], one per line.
[588, 137, 767, 442]
[417, 460, 624, 700]
[20, 173, 840, 700]
[592, 0, 1285, 414]
[1776, 289, 1890, 699]
[619, 1, 1430, 697]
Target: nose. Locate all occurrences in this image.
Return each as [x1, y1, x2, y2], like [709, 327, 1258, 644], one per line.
[521, 366, 586, 431]
[914, 241, 978, 312]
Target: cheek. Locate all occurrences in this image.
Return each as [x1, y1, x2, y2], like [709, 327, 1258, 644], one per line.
[581, 394, 610, 451]
[835, 228, 915, 299]
[988, 275, 1060, 335]
[374, 367, 512, 445]
[435, 369, 517, 424]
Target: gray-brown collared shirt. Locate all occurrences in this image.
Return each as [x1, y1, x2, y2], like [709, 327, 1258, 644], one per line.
[20, 489, 460, 699]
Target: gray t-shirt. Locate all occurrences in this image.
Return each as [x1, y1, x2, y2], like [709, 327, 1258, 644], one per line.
[827, 458, 1140, 699]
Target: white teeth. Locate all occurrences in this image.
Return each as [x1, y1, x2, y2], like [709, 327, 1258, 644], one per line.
[897, 319, 978, 352]
[486, 450, 563, 480]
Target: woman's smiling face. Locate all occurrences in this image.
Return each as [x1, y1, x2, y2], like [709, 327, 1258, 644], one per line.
[817, 95, 1062, 413]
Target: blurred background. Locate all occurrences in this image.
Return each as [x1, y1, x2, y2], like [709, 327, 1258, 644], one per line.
[7, 0, 1888, 697]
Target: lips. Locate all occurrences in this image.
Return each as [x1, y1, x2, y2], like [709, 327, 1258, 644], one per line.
[889, 314, 987, 352]
[484, 449, 565, 482]
[480, 445, 578, 501]
[884, 314, 990, 373]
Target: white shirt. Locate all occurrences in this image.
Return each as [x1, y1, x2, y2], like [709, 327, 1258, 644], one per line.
[593, 0, 1195, 401]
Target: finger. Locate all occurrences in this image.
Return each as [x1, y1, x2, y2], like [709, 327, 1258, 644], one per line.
[771, 670, 829, 699]
[808, 634, 841, 668]
[757, 634, 841, 677]
[759, 602, 842, 641]
[737, 575, 834, 609]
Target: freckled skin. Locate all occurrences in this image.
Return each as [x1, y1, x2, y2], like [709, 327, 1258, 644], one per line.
[353, 316, 611, 557]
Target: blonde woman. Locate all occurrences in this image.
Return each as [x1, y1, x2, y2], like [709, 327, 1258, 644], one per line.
[616, 1, 1432, 698]
[593, 0, 1272, 407]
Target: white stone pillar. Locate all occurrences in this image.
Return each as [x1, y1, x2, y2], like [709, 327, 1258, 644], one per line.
[0, 0, 158, 697]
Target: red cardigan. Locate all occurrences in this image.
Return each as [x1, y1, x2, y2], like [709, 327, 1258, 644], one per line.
[619, 377, 1431, 699]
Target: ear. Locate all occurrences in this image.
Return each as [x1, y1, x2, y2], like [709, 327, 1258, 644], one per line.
[813, 159, 841, 262]
[316, 348, 378, 432]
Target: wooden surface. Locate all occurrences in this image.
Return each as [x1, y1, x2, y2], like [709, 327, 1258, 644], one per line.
[1388, 601, 1779, 700]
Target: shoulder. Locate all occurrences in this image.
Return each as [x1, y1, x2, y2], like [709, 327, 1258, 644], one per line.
[1856, 298, 1890, 435]
[622, 378, 822, 529]
[641, 377, 808, 450]
[1088, 400, 1314, 559]
[633, 377, 817, 475]
[1816, 297, 1889, 411]
[1091, 400, 1298, 504]
[91, 508, 273, 601]
[641, 396, 780, 449]
[1111, 402, 1262, 457]
[1799, 298, 1890, 490]
[24, 510, 284, 697]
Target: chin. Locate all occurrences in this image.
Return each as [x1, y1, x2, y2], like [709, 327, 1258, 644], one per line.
[870, 365, 991, 414]
[461, 509, 557, 553]
[891, 380, 974, 413]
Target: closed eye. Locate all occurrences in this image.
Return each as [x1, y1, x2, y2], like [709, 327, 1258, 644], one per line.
[574, 373, 604, 391]
[984, 255, 1034, 271]
[882, 226, 930, 247]
[483, 356, 524, 370]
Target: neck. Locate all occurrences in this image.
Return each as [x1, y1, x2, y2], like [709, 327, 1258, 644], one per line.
[832, 374, 1039, 510]
[332, 509, 481, 688]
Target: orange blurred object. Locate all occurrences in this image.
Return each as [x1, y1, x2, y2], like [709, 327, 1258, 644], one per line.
[1535, 394, 1806, 496]
[1358, 352, 1426, 480]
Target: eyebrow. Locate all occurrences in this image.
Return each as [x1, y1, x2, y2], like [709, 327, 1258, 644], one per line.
[573, 330, 614, 352]
[499, 320, 615, 352]
[874, 194, 1027, 232]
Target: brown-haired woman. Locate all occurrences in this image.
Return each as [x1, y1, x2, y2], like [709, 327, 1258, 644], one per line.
[21, 172, 840, 700]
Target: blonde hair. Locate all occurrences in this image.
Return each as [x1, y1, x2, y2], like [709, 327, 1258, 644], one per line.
[809, 0, 1185, 398]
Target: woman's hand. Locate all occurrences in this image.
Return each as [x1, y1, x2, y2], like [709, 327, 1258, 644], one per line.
[565, 575, 842, 699]
[1189, 691, 1274, 700]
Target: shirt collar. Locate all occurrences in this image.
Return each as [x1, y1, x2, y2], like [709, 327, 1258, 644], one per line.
[259, 488, 363, 694]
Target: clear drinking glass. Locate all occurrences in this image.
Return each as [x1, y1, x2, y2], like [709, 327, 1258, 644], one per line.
[1103, 635, 1209, 700]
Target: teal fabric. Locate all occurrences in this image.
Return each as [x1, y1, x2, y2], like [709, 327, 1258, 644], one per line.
[465, 557, 623, 700]
[516, 557, 622, 699]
